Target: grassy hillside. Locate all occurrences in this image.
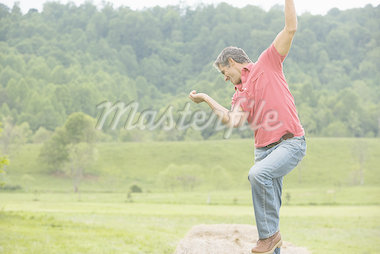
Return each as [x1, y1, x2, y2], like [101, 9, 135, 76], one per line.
[1, 138, 379, 253]
[4, 138, 380, 193]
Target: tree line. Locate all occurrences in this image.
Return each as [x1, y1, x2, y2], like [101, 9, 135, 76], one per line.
[0, 2, 379, 143]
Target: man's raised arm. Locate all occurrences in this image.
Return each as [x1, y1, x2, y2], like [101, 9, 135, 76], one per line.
[273, 0, 297, 56]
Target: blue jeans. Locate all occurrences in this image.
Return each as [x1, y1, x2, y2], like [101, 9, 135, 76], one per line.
[248, 136, 306, 254]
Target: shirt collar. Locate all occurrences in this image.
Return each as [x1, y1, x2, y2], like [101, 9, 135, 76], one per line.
[234, 63, 255, 92]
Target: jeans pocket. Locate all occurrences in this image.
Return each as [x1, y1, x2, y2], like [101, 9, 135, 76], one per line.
[254, 147, 267, 162]
[296, 139, 307, 162]
[284, 137, 306, 163]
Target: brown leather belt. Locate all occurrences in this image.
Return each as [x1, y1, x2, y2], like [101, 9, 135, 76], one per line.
[263, 133, 294, 149]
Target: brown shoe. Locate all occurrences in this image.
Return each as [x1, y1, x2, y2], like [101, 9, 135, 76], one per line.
[251, 231, 282, 254]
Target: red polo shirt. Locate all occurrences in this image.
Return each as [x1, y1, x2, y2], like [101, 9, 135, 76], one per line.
[231, 44, 304, 148]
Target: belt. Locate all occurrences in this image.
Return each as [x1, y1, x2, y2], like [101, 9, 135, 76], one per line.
[263, 133, 294, 149]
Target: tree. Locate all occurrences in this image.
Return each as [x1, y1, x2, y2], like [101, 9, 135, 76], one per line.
[39, 112, 98, 192]
[32, 126, 53, 144]
[0, 116, 32, 155]
[0, 3, 10, 20]
[0, 122, 10, 187]
[321, 121, 351, 137]
[39, 127, 70, 173]
[66, 142, 97, 193]
[64, 113, 97, 193]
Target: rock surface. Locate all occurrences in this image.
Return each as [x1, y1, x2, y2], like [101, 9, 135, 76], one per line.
[174, 224, 311, 254]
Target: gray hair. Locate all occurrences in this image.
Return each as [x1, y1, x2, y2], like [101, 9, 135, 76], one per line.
[213, 46, 251, 70]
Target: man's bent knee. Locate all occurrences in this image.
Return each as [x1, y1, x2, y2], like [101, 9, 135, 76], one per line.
[248, 165, 272, 186]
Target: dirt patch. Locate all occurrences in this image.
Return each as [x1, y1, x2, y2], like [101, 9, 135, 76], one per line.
[174, 224, 311, 254]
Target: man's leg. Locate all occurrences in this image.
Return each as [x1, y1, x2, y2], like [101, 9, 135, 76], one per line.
[273, 177, 283, 254]
[249, 137, 306, 252]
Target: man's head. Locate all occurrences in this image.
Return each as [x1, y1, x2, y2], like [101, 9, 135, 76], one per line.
[214, 46, 251, 85]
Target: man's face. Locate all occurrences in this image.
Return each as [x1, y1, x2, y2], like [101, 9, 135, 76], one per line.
[219, 63, 242, 86]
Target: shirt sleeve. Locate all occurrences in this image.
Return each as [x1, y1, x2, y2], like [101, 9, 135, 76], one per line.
[257, 44, 286, 72]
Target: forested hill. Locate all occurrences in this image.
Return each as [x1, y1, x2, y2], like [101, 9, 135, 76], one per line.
[0, 2, 379, 141]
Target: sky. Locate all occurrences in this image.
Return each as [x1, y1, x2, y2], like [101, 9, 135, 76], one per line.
[1, 0, 380, 15]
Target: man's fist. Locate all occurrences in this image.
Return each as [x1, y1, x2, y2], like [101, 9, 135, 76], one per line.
[189, 90, 207, 104]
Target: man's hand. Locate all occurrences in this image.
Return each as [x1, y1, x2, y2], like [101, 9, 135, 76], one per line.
[188, 90, 246, 128]
[189, 90, 207, 104]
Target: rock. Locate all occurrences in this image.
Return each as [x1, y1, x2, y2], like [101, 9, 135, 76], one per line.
[174, 224, 311, 254]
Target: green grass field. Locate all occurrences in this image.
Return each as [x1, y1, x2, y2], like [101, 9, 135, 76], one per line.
[1, 194, 379, 254]
[1, 138, 380, 253]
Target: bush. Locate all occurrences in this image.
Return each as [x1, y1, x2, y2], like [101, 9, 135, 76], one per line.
[0, 184, 22, 191]
[130, 184, 142, 193]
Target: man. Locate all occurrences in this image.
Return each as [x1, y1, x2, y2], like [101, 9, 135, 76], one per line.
[188, 1, 306, 253]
